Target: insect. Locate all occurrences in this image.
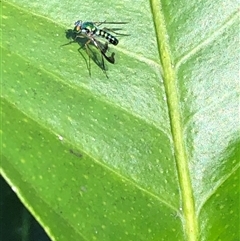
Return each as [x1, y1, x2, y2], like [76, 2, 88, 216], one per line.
[63, 20, 128, 77]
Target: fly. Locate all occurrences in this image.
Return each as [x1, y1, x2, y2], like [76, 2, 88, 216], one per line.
[62, 20, 128, 77]
[73, 20, 128, 64]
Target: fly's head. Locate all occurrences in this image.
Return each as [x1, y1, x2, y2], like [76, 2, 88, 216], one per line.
[74, 20, 83, 33]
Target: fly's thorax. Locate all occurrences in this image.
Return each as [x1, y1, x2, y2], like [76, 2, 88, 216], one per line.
[81, 22, 97, 33]
[97, 29, 119, 45]
[74, 21, 97, 35]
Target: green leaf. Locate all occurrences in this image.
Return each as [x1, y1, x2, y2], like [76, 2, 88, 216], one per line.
[1, 1, 239, 241]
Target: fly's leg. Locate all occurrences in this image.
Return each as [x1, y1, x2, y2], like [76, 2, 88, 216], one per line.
[95, 21, 129, 27]
[101, 54, 108, 78]
[101, 27, 130, 36]
[60, 40, 75, 47]
[81, 39, 92, 77]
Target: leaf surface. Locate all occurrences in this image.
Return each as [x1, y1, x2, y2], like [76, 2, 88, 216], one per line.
[1, 1, 239, 241]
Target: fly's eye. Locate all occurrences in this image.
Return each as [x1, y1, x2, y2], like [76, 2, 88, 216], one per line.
[76, 26, 81, 31]
[74, 20, 82, 32]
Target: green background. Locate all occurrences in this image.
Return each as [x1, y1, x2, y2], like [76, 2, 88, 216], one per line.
[1, 0, 239, 240]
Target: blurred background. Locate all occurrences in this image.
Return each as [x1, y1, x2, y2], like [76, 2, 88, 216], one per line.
[0, 176, 51, 241]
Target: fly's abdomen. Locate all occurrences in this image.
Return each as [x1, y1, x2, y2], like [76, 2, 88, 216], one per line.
[97, 29, 119, 45]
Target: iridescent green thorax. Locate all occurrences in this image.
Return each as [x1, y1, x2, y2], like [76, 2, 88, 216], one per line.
[81, 22, 97, 33]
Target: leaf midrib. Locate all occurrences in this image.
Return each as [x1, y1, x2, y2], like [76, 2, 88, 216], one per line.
[149, 0, 199, 240]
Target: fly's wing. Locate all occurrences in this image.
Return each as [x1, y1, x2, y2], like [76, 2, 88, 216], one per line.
[97, 40, 108, 54]
[94, 39, 115, 64]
